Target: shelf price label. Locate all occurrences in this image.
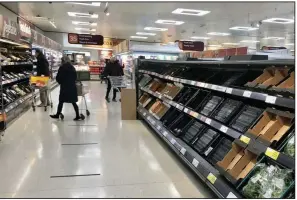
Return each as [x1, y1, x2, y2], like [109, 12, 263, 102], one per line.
[184, 108, 189, 114]
[240, 135, 251, 144]
[191, 81, 196, 85]
[265, 148, 280, 160]
[192, 158, 199, 167]
[207, 173, 217, 184]
[163, 131, 168, 137]
[243, 90, 252, 98]
[220, 125, 228, 133]
[190, 111, 198, 118]
[180, 147, 186, 155]
[226, 88, 233, 94]
[265, 95, 277, 104]
[205, 118, 212, 125]
[227, 192, 237, 198]
[170, 138, 176, 145]
[157, 125, 161, 130]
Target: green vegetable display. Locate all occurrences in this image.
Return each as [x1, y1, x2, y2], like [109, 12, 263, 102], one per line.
[242, 163, 293, 198]
[284, 135, 295, 157]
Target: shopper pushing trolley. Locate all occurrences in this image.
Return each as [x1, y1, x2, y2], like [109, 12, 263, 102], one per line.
[50, 56, 84, 121]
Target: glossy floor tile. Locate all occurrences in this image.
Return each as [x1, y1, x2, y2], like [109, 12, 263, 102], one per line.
[0, 82, 214, 198]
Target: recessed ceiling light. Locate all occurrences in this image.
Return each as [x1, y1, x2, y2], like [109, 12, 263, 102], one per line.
[207, 32, 230, 36]
[67, 2, 101, 6]
[72, 21, 97, 26]
[68, 12, 98, 19]
[222, 42, 240, 45]
[263, 37, 285, 40]
[262, 18, 294, 24]
[144, 27, 168, 31]
[136, 32, 156, 36]
[130, 36, 148, 39]
[229, 26, 259, 31]
[286, 43, 294, 46]
[75, 27, 96, 31]
[155, 20, 184, 25]
[208, 44, 221, 47]
[172, 8, 210, 16]
[240, 40, 260, 43]
[49, 21, 57, 28]
[191, 36, 210, 40]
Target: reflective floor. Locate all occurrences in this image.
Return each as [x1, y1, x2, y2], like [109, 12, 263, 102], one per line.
[0, 82, 214, 198]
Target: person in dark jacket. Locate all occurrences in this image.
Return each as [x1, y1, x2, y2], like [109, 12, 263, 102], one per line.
[50, 56, 83, 121]
[102, 57, 124, 102]
[35, 49, 50, 107]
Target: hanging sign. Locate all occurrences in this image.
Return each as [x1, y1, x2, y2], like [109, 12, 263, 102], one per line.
[178, 41, 204, 51]
[83, 38, 123, 49]
[0, 15, 20, 42]
[31, 29, 38, 44]
[18, 17, 31, 40]
[68, 33, 104, 45]
[261, 46, 287, 50]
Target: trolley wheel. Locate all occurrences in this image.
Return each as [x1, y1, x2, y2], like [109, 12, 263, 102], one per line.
[86, 110, 90, 116]
[60, 113, 64, 120]
[80, 114, 85, 120]
[32, 106, 36, 112]
[44, 106, 47, 111]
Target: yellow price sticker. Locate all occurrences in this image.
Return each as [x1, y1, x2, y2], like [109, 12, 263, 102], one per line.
[207, 173, 217, 184]
[240, 135, 251, 144]
[265, 148, 280, 160]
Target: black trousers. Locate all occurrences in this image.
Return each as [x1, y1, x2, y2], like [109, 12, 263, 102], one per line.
[106, 79, 117, 99]
[56, 101, 79, 117]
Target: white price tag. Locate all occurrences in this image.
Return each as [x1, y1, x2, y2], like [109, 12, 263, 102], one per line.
[180, 147, 186, 155]
[192, 158, 199, 167]
[163, 131, 168, 137]
[199, 82, 205, 87]
[170, 138, 176, 145]
[152, 120, 156, 125]
[184, 108, 189, 113]
[243, 90, 252, 98]
[265, 95, 277, 104]
[211, 85, 217, 90]
[227, 192, 237, 198]
[205, 118, 212, 125]
[157, 125, 161, 130]
[205, 83, 209, 88]
[143, 113, 147, 116]
[226, 88, 233, 94]
[191, 81, 196, 85]
[220, 125, 228, 133]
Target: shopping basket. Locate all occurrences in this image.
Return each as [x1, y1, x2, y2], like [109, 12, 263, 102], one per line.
[30, 76, 52, 111]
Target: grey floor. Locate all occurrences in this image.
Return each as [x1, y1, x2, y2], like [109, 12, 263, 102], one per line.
[0, 82, 214, 198]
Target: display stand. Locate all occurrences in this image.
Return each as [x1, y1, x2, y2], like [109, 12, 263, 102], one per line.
[135, 59, 295, 199]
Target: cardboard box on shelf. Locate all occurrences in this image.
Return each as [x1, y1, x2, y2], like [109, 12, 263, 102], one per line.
[121, 88, 136, 120]
[217, 143, 245, 171]
[275, 71, 294, 89]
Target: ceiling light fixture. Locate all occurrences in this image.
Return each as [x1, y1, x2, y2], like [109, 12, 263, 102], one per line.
[240, 40, 260, 43]
[72, 21, 97, 26]
[207, 32, 230, 36]
[155, 20, 184, 25]
[263, 37, 285, 40]
[68, 12, 98, 19]
[67, 2, 101, 6]
[191, 36, 210, 40]
[106, 12, 110, 16]
[172, 8, 210, 16]
[229, 26, 259, 31]
[222, 42, 240, 45]
[286, 43, 294, 46]
[136, 32, 156, 36]
[208, 44, 221, 47]
[75, 27, 96, 31]
[262, 18, 294, 24]
[144, 27, 168, 31]
[130, 36, 148, 39]
[49, 21, 57, 28]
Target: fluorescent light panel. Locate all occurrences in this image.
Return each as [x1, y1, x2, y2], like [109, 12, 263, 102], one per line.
[208, 44, 221, 47]
[286, 43, 294, 46]
[229, 26, 258, 31]
[262, 18, 294, 24]
[207, 32, 230, 36]
[130, 36, 148, 39]
[223, 42, 240, 45]
[155, 20, 184, 25]
[49, 21, 57, 28]
[240, 40, 260, 43]
[191, 36, 210, 40]
[144, 27, 168, 31]
[68, 12, 98, 19]
[136, 32, 156, 36]
[75, 27, 96, 31]
[72, 21, 97, 26]
[68, 2, 101, 6]
[263, 37, 285, 40]
[172, 8, 210, 16]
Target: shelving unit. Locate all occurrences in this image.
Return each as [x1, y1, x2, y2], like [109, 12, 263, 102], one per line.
[136, 59, 295, 199]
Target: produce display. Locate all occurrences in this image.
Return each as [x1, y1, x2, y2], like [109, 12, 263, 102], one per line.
[242, 163, 294, 198]
[284, 135, 295, 157]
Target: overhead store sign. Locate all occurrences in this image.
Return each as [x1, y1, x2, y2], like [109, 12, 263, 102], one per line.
[178, 41, 204, 51]
[113, 40, 129, 54]
[68, 33, 104, 45]
[0, 15, 20, 42]
[31, 29, 38, 44]
[18, 17, 31, 40]
[83, 38, 124, 49]
[191, 47, 248, 58]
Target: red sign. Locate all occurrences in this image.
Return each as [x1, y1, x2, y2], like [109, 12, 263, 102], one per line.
[178, 41, 204, 51]
[0, 15, 20, 42]
[68, 33, 104, 45]
[236, 47, 248, 55]
[261, 46, 287, 50]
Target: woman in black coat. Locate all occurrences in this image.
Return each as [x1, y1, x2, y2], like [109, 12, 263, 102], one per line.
[50, 56, 83, 120]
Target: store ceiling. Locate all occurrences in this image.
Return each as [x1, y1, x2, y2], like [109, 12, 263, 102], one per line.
[1, 2, 295, 48]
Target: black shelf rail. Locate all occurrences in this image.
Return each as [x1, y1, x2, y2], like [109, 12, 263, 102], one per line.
[140, 86, 295, 171]
[139, 69, 295, 109]
[138, 105, 242, 198]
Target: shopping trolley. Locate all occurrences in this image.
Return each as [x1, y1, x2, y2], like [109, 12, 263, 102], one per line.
[30, 76, 53, 111]
[76, 81, 90, 118]
[108, 76, 127, 101]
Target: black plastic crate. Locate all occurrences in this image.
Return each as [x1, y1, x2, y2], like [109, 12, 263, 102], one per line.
[185, 89, 210, 111]
[169, 113, 192, 136]
[191, 128, 220, 154]
[162, 108, 182, 128]
[174, 87, 198, 105]
[180, 120, 206, 144]
[198, 95, 224, 116]
[207, 137, 233, 165]
[229, 105, 263, 133]
[211, 98, 243, 124]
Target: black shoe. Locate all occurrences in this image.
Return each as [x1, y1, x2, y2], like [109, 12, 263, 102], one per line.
[105, 97, 110, 103]
[112, 99, 117, 102]
[73, 116, 83, 121]
[50, 114, 59, 119]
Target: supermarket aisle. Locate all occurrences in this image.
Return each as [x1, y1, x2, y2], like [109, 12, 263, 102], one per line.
[0, 82, 213, 198]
